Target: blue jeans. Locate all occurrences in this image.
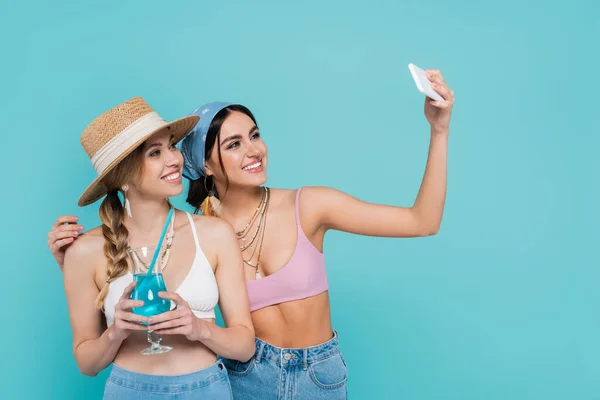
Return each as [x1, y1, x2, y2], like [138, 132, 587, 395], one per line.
[222, 331, 347, 400]
[103, 360, 233, 399]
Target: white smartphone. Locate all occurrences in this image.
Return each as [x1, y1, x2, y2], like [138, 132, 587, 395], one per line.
[408, 63, 445, 102]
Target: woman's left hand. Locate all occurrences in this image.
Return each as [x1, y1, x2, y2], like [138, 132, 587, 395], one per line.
[148, 292, 212, 342]
[423, 69, 455, 134]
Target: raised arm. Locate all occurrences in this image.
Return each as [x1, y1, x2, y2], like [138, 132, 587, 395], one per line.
[310, 69, 454, 238]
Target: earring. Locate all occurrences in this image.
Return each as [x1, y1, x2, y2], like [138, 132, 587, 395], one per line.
[203, 177, 221, 215]
[122, 184, 132, 218]
[203, 177, 214, 196]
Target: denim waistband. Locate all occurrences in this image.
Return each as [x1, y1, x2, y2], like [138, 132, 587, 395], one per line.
[254, 331, 340, 368]
[108, 360, 227, 393]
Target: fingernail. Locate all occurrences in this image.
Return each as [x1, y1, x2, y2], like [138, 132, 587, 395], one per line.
[79, 225, 84, 230]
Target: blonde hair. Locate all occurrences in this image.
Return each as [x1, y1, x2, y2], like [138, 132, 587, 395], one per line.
[94, 147, 145, 310]
[200, 197, 214, 216]
[200, 195, 221, 217]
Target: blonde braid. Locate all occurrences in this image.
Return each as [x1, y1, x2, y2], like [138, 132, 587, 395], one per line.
[94, 191, 130, 310]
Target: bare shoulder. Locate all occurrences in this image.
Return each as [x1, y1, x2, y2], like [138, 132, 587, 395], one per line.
[280, 185, 339, 212]
[300, 186, 339, 197]
[63, 226, 105, 271]
[190, 214, 236, 240]
[269, 188, 296, 197]
[273, 186, 336, 204]
[300, 185, 358, 208]
[293, 186, 349, 232]
[188, 214, 238, 268]
[264, 188, 291, 207]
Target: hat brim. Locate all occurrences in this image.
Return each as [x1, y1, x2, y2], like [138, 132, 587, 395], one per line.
[77, 114, 200, 207]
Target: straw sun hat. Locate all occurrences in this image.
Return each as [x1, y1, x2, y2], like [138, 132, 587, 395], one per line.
[78, 97, 200, 206]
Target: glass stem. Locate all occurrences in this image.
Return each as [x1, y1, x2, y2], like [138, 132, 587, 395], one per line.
[147, 330, 162, 350]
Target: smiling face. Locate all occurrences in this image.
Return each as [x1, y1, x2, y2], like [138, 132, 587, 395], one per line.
[121, 127, 185, 200]
[205, 109, 268, 190]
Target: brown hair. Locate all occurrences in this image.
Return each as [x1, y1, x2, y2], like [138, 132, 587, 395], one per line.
[94, 146, 145, 310]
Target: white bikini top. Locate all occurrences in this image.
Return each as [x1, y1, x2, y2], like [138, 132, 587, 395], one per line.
[103, 212, 219, 326]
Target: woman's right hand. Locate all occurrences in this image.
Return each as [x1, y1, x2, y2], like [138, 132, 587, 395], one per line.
[47, 216, 84, 270]
[109, 282, 150, 342]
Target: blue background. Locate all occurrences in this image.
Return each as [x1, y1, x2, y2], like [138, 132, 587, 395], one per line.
[2, 0, 598, 398]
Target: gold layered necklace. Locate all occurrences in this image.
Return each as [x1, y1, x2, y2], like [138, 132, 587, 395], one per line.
[235, 187, 270, 280]
[237, 187, 268, 251]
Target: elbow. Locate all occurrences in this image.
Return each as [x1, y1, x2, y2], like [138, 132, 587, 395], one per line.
[240, 334, 256, 363]
[240, 349, 255, 363]
[236, 328, 256, 363]
[410, 209, 442, 237]
[427, 225, 441, 236]
[76, 362, 99, 377]
[417, 223, 440, 237]
[82, 370, 99, 378]
[73, 348, 100, 377]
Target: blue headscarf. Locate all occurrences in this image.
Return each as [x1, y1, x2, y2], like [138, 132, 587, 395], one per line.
[178, 102, 233, 180]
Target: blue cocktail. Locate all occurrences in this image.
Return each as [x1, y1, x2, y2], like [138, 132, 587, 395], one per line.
[128, 245, 173, 355]
[132, 273, 171, 319]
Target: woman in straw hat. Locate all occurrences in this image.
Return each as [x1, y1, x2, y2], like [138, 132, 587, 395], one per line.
[50, 69, 455, 399]
[60, 97, 254, 399]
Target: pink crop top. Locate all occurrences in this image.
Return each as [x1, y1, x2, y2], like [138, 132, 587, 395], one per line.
[246, 188, 328, 312]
